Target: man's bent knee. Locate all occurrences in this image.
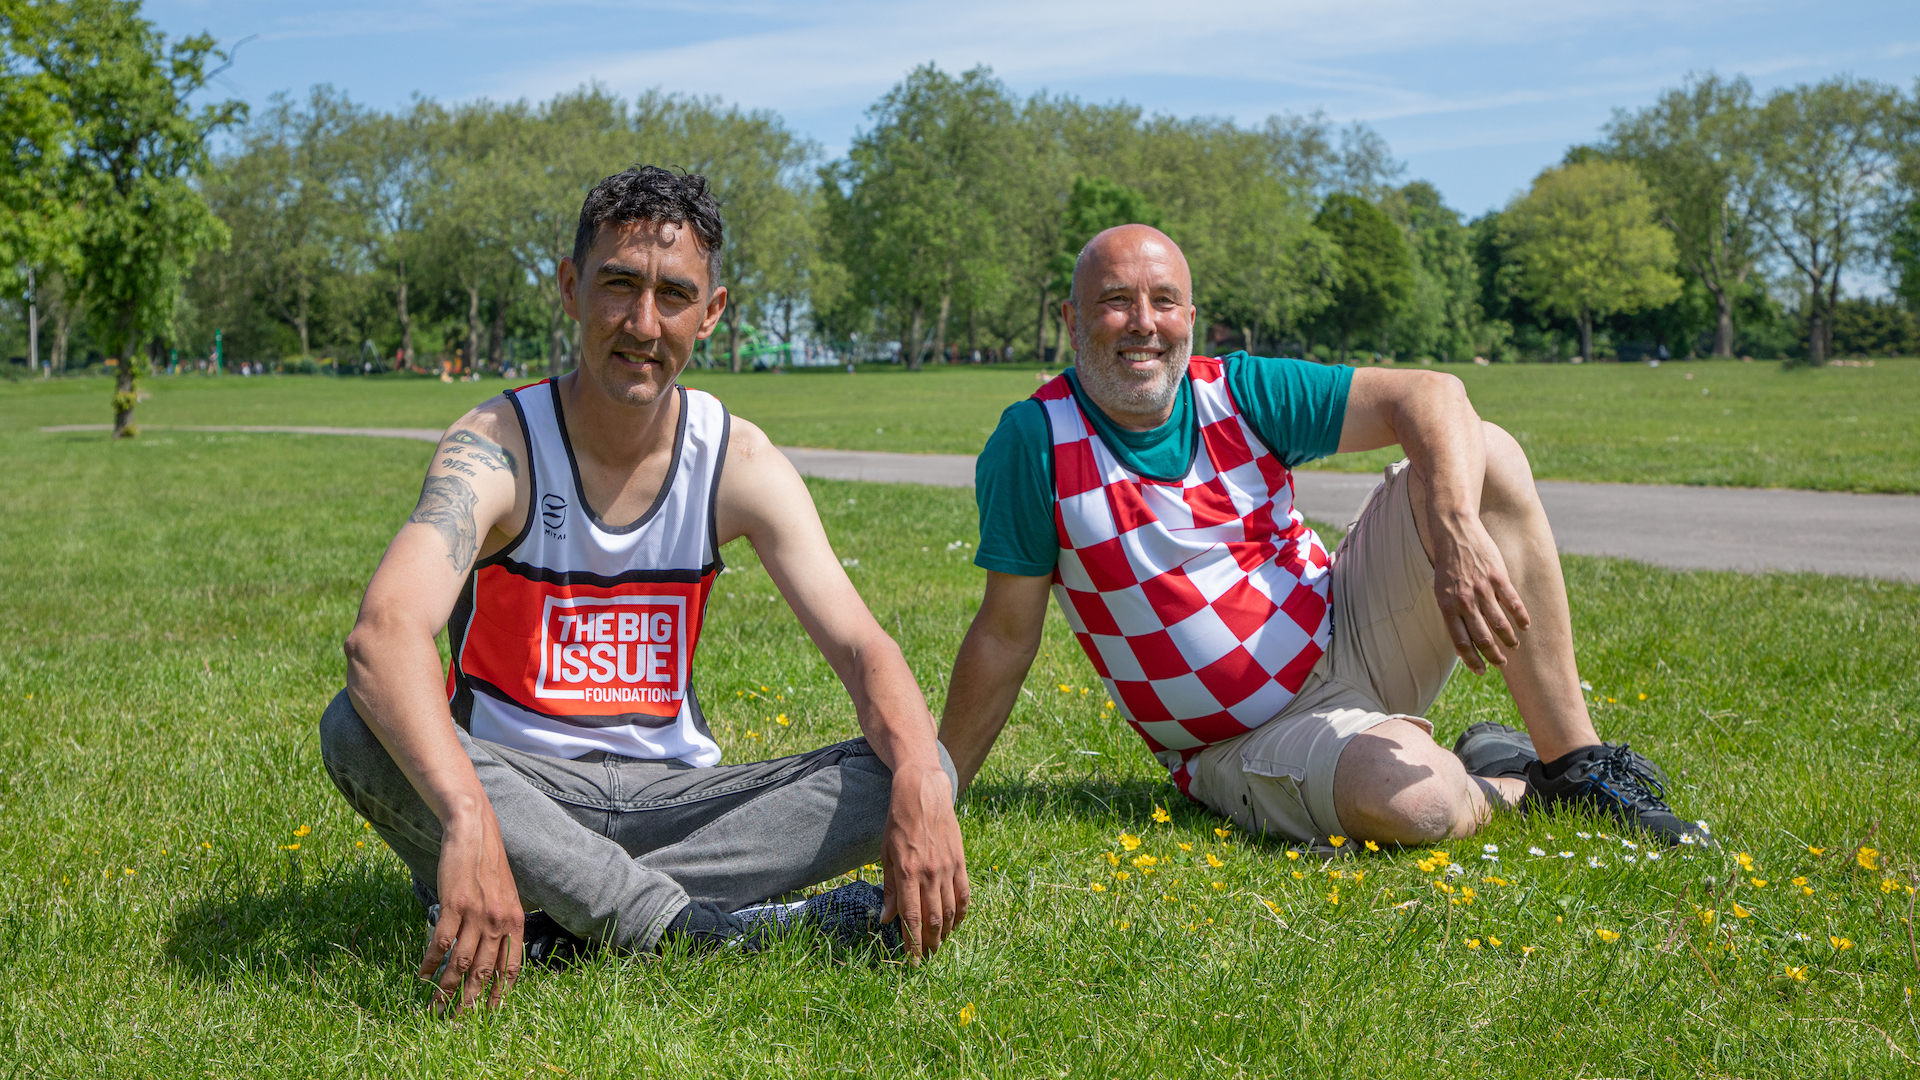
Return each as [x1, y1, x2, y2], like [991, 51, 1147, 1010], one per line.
[1332, 719, 1481, 844]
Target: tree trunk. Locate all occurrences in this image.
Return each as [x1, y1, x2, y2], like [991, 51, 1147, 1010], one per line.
[1338, 327, 1350, 365]
[547, 304, 567, 376]
[1578, 310, 1594, 365]
[1052, 306, 1066, 365]
[1708, 283, 1734, 358]
[463, 284, 481, 375]
[1807, 308, 1827, 366]
[396, 263, 414, 370]
[727, 313, 743, 373]
[488, 288, 507, 371]
[906, 302, 925, 371]
[933, 291, 952, 366]
[111, 328, 138, 439]
[296, 284, 311, 358]
[967, 306, 977, 363]
[1034, 285, 1049, 365]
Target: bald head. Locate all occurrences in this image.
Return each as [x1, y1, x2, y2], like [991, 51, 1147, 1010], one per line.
[1061, 223, 1198, 430]
[1070, 224, 1192, 307]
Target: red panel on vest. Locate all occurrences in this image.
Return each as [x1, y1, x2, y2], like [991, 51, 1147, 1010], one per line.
[1076, 536, 1139, 591]
[459, 564, 708, 718]
[1054, 438, 1103, 498]
[1107, 480, 1159, 536]
[1200, 416, 1255, 473]
[1137, 568, 1207, 625]
[1280, 578, 1329, 635]
[1065, 587, 1123, 636]
[1210, 578, 1282, 639]
[1128, 629, 1191, 681]
[1275, 638, 1324, 693]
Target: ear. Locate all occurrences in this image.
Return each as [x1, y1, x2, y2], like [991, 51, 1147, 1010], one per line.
[558, 257, 580, 322]
[1061, 297, 1077, 343]
[697, 285, 728, 341]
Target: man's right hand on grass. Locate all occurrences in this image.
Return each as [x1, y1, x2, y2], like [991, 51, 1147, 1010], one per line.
[420, 808, 524, 1015]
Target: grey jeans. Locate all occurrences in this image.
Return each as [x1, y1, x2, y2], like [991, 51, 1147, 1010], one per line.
[318, 689, 957, 952]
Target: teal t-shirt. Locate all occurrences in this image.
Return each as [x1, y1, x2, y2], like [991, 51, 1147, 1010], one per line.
[974, 353, 1352, 577]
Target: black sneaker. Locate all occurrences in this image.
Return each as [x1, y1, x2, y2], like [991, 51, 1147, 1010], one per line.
[1452, 721, 1539, 781]
[732, 880, 902, 952]
[1526, 742, 1700, 846]
[426, 903, 590, 969]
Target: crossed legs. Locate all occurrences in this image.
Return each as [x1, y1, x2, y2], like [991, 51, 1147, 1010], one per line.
[1331, 422, 1599, 844]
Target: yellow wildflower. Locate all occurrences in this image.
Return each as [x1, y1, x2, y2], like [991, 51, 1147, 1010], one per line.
[1352, 870, 1367, 883]
[1487, 935, 1501, 948]
[1364, 840, 1380, 852]
[1459, 887, 1476, 901]
[1637, 693, 1647, 701]
[123, 868, 135, 876]
[1152, 805, 1171, 823]
[1261, 898, 1281, 915]
[356, 841, 365, 848]
[1214, 826, 1232, 839]
[1324, 888, 1340, 906]
[1327, 869, 1346, 881]
[1114, 921, 1130, 930]
[1829, 936, 1853, 951]
[1784, 965, 1808, 982]
[1465, 938, 1481, 950]
[1179, 842, 1193, 852]
[1808, 846, 1825, 856]
[1792, 876, 1808, 887]
[776, 714, 790, 726]
[1120, 832, 1142, 851]
[292, 825, 312, 838]
[1291, 870, 1305, 880]
[1114, 871, 1130, 882]
[1520, 945, 1538, 957]
[1595, 928, 1620, 943]
[1856, 847, 1879, 870]
[1104, 700, 1114, 709]
[1286, 850, 1301, 861]
[363, 821, 371, 830]
[201, 842, 211, 849]
[1415, 859, 1437, 873]
[1433, 881, 1454, 895]
[1329, 836, 1347, 848]
[1212, 881, 1226, 891]
[1089, 883, 1106, 893]
[1733, 903, 1752, 918]
[280, 843, 300, 851]
[958, 1003, 976, 1027]
[1736, 852, 1754, 871]
[1206, 854, 1224, 869]
[1429, 850, 1451, 865]
[1801, 886, 1814, 896]
[1105, 852, 1120, 866]
[1884, 878, 1899, 894]
[1057, 684, 1070, 693]
[1131, 854, 1158, 869]
[1750, 878, 1767, 889]
[1698, 909, 1716, 926]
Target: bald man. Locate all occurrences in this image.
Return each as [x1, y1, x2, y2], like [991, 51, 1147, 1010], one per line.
[938, 225, 1696, 848]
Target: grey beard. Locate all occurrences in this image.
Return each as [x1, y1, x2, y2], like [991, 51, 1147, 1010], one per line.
[1073, 327, 1190, 419]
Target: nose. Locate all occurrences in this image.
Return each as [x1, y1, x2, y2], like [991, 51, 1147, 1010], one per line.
[1124, 293, 1154, 336]
[625, 288, 662, 342]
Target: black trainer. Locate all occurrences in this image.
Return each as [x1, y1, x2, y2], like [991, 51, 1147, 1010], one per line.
[1453, 723, 1701, 847]
[732, 880, 902, 953]
[1452, 721, 1540, 781]
[1525, 742, 1700, 846]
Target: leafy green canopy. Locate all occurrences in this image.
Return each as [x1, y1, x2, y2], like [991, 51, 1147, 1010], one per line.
[1313, 193, 1414, 355]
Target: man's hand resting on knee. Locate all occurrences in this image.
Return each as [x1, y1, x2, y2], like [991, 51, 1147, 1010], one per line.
[421, 804, 524, 1015]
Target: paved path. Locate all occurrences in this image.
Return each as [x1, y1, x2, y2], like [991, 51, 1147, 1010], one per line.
[782, 447, 1919, 583]
[42, 426, 1919, 582]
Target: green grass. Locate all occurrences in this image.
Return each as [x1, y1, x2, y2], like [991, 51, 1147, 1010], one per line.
[7, 354, 1918, 491]
[0, 408, 1916, 1076]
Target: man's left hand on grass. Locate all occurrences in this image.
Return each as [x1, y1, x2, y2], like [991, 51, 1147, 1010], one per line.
[878, 762, 968, 961]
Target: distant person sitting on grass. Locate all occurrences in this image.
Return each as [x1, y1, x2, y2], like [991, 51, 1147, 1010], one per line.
[320, 166, 966, 1015]
[939, 224, 1697, 855]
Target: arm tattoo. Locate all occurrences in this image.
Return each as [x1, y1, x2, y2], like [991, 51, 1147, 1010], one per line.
[410, 474, 480, 571]
[444, 429, 517, 475]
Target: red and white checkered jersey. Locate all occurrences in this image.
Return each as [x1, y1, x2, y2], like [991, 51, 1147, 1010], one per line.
[1037, 358, 1332, 795]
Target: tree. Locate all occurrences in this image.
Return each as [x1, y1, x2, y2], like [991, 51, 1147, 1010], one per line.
[24, 0, 242, 435]
[1505, 161, 1681, 363]
[1754, 78, 1903, 364]
[1313, 193, 1414, 360]
[0, 1, 83, 344]
[1385, 181, 1480, 361]
[342, 100, 439, 371]
[1605, 75, 1771, 357]
[833, 65, 1017, 370]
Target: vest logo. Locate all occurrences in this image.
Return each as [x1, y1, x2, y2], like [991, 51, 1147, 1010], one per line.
[533, 594, 686, 704]
[540, 493, 568, 534]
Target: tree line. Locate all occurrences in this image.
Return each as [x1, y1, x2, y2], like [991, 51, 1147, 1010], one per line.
[5, 2, 1920, 432]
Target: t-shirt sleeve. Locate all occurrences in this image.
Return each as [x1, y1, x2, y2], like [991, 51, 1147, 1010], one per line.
[973, 400, 1058, 577]
[1226, 354, 1353, 467]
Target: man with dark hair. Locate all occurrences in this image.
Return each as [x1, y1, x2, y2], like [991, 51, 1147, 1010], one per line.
[320, 166, 967, 1014]
[940, 225, 1694, 855]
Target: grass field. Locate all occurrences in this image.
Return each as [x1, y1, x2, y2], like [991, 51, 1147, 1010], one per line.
[1, 373, 1917, 1077]
[7, 354, 1919, 492]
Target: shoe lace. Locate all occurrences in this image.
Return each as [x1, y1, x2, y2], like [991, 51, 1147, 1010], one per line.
[1587, 744, 1671, 811]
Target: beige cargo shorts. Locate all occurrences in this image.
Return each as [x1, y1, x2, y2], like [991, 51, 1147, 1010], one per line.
[1184, 460, 1458, 845]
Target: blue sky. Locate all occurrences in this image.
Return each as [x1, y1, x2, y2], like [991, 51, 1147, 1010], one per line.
[149, 0, 1917, 217]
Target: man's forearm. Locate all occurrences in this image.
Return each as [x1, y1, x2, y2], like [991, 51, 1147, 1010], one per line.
[938, 623, 1038, 792]
[830, 630, 947, 781]
[1389, 374, 1486, 523]
[344, 618, 492, 827]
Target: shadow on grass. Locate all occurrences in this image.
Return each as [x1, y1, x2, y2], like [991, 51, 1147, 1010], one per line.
[162, 858, 423, 1007]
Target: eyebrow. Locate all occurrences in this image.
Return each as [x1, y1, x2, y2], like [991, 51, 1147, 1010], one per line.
[1097, 281, 1187, 301]
[595, 263, 702, 294]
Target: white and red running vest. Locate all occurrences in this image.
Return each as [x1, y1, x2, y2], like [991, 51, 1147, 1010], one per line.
[1037, 358, 1333, 795]
[446, 379, 727, 766]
